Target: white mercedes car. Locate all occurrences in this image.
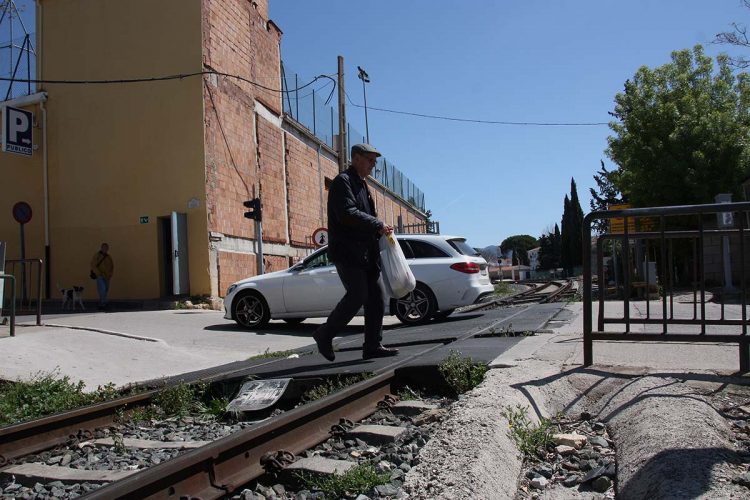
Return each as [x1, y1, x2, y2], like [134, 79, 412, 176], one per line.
[223, 234, 494, 327]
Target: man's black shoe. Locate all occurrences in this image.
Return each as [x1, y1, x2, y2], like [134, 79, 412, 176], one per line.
[313, 330, 335, 362]
[362, 345, 399, 360]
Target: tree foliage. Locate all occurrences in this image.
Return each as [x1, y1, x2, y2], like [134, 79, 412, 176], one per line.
[606, 45, 750, 207]
[589, 160, 624, 234]
[538, 224, 561, 271]
[560, 179, 584, 275]
[714, 0, 750, 69]
[500, 235, 538, 266]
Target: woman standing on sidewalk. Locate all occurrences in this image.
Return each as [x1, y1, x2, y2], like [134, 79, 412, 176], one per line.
[90, 243, 114, 310]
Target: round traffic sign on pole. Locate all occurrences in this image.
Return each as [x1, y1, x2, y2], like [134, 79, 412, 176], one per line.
[312, 227, 329, 248]
[12, 201, 32, 224]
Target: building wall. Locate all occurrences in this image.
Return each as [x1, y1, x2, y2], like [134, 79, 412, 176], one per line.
[2, 0, 428, 302]
[0, 0, 209, 300]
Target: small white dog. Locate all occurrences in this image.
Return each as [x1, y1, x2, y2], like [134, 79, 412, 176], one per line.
[58, 284, 85, 311]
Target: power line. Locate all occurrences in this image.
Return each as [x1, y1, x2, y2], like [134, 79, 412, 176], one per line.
[0, 70, 335, 94]
[344, 90, 608, 127]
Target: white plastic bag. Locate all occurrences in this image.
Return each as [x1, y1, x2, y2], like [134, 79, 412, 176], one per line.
[379, 234, 416, 298]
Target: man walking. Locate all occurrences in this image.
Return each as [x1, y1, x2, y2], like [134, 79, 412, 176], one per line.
[90, 243, 114, 310]
[313, 143, 398, 362]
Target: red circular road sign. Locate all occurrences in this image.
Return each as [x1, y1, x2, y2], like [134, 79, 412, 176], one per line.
[312, 227, 329, 247]
[12, 201, 32, 224]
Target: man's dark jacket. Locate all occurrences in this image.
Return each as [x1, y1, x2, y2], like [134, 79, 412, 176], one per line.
[327, 166, 382, 269]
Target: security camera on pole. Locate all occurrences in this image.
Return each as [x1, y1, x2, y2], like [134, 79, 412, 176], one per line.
[243, 198, 264, 274]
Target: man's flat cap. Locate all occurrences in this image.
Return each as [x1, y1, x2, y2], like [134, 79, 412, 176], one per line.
[351, 143, 382, 157]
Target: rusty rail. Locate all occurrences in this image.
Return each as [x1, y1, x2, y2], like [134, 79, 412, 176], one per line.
[85, 371, 395, 499]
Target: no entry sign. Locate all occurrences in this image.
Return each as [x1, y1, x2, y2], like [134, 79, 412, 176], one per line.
[12, 201, 32, 224]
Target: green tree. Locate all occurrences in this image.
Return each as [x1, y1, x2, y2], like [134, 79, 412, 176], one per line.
[589, 160, 624, 234]
[560, 179, 584, 275]
[538, 224, 561, 271]
[606, 45, 750, 207]
[714, 1, 750, 69]
[500, 235, 538, 266]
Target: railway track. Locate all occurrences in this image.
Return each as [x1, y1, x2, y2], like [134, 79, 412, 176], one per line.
[462, 279, 577, 313]
[1, 305, 531, 499]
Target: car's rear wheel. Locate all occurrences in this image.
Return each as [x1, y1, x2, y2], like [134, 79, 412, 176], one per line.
[283, 318, 306, 325]
[233, 291, 270, 328]
[394, 283, 436, 325]
[433, 308, 455, 321]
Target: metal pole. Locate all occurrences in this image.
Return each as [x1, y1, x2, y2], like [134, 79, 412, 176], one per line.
[337, 56, 347, 172]
[257, 220, 264, 275]
[362, 77, 369, 143]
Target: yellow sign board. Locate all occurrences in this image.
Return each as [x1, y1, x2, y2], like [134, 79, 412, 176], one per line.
[608, 203, 656, 234]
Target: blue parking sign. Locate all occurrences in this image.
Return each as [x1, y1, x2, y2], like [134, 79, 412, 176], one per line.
[2, 106, 33, 156]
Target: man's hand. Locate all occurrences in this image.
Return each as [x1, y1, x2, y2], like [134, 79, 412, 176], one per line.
[379, 224, 394, 235]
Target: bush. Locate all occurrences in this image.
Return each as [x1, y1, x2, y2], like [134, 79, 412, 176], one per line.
[438, 351, 488, 396]
[502, 404, 555, 457]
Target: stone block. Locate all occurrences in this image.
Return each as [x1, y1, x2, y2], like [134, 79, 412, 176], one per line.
[391, 400, 438, 416]
[347, 424, 408, 444]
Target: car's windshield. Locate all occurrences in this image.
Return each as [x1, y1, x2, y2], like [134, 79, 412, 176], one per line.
[448, 238, 480, 256]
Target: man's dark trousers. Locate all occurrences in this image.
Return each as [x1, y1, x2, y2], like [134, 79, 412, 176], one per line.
[315, 263, 384, 350]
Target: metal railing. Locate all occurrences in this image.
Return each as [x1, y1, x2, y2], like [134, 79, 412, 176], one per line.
[396, 220, 440, 235]
[583, 201, 750, 372]
[3, 258, 42, 326]
[281, 62, 426, 213]
[0, 273, 16, 336]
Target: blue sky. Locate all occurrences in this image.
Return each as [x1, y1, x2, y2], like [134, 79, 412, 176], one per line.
[271, 1, 750, 247]
[6, 1, 749, 248]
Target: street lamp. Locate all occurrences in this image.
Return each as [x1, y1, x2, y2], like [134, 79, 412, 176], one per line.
[357, 66, 370, 143]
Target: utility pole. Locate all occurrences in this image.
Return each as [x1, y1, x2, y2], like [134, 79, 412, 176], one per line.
[337, 55, 347, 172]
[357, 66, 370, 143]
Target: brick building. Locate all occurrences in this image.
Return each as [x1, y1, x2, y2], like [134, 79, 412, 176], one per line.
[1, 0, 427, 302]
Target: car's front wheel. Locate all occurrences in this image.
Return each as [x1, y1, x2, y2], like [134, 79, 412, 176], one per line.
[394, 283, 436, 325]
[233, 291, 270, 328]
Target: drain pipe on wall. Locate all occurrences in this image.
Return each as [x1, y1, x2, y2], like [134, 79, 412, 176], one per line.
[36, 0, 50, 297]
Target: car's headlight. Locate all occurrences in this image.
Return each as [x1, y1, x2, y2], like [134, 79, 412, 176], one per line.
[226, 284, 238, 296]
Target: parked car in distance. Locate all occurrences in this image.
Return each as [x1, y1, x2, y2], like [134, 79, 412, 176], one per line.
[224, 234, 494, 328]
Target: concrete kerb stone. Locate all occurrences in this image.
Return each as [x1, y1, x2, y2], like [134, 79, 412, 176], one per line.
[41, 324, 164, 343]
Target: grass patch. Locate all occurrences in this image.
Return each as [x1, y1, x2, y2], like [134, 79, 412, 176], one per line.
[297, 464, 390, 498]
[248, 348, 307, 360]
[126, 382, 224, 422]
[438, 351, 488, 396]
[494, 281, 514, 296]
[302, 374, 372, 403]
[479, 323, 535, 338]
[0, 371, 120, 426]
[502, 404, 556, 457]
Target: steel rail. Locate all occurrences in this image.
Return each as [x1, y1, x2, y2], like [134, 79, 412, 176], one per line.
[84, 370, 395, 499]
[0, 391, 155, 466]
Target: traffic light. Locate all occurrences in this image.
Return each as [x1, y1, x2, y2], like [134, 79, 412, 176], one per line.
[243, 198, 262, 221]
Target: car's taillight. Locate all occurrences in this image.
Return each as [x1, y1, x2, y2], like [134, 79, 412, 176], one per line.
[450, 262, 480, 274]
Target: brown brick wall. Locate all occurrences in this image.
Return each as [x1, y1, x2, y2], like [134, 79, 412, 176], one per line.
[218, 250, 256, 297]
[285, 132, 339, 247]
[257, 116, 287, 243]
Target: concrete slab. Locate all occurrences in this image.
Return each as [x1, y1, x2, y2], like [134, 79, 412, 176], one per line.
[2, 463, 136, 484]
[347, 424, 407, 444]
[391, 400, 438, 416]
[284, 456, 355, 476]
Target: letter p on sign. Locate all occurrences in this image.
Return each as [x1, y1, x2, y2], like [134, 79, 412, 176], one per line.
[2, 106, 33, 156]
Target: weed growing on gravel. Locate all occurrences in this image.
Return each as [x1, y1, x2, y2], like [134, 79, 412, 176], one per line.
[438, 351, 488, 396]
[302, 374, 372, 403]
[194, 397, 230, 418]
[494, 282, 513, 296]
[0, 371, 120, 426]
[298, 464, 389, 498]
[111, 432, 127, 454]
[153, 382, 208, 417]
[502, 404, 555, 457]
[396, 385, 422, 401]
